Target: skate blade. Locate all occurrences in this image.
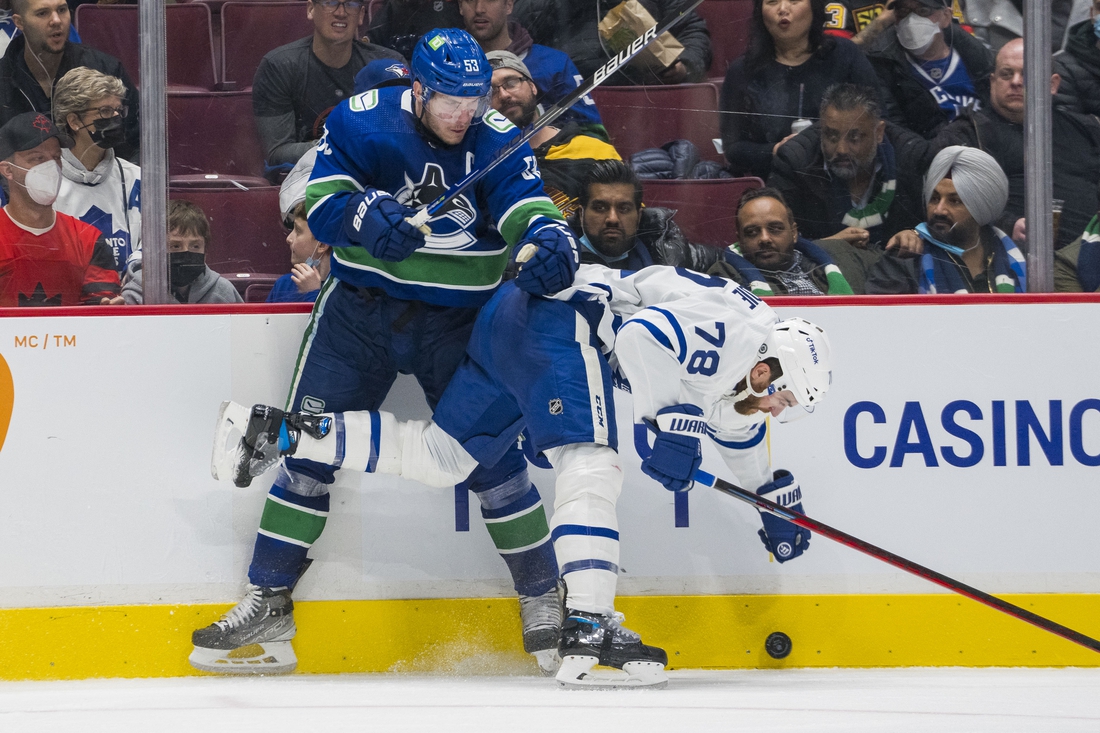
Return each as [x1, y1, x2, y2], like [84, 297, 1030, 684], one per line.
[189, 641, 297, 675]
[532, 648, 562, 677]
[210, 400, 251, 483]
[556, 654, 668, 689]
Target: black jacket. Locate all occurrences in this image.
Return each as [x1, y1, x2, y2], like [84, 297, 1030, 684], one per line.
[0, 35, 140, 161]
[864, 22, 994, 139]
[720, 37, 883, 178]
[569, 206, 727, 271]
[768, 121, 930, 248]
[367, 0, 464, 59]
[864, 226, 1006, 293]
[512, 0, 711, 84]
[1053, 20, 1100, 116]
[933, 105, 1100, 248]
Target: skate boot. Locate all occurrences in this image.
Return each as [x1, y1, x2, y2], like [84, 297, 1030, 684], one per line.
[519, 581, 564, 675]
[189, 584, 298, 675]
[556, 610, 668, 689]
[211, 401, 332, 487]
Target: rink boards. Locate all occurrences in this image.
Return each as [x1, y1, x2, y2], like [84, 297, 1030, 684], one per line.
[0, 296, 1099, 679]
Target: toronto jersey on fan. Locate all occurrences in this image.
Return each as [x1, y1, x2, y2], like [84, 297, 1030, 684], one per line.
[304, 85, 562, 307]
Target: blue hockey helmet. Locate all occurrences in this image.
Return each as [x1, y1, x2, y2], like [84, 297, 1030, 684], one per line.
[411, 28, 492, 98]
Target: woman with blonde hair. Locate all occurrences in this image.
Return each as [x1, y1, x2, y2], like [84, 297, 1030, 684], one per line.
[52, 65, 141, 277]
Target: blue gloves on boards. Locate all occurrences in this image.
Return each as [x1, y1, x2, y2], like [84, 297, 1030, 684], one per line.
[756, 470, 811, 563]
[344, 190, 426, 262]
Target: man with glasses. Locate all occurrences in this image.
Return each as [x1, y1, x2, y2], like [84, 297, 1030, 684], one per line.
[0, 0, 140, 161]
[192, 28, 579, 677]
[459, 0, 601, 128]
[253, 0, 403, 179]
[485, 51, 617, 214]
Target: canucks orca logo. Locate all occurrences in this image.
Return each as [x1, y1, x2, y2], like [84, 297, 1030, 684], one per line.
[396, 164, 478, 251]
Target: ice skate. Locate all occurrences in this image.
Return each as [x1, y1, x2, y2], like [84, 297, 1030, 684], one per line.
[556, 610, 668, 689]
[189, 584, 297, 675]
[211, 401, 331, 487]
[519, 581, 564, 675]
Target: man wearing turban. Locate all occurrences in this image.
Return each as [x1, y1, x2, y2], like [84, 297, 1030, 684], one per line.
[864, 145, 1026, 293]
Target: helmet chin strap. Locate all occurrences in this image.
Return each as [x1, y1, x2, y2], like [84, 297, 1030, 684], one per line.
[728, 365, 771, 404]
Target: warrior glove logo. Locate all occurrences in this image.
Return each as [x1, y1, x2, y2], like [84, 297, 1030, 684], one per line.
[775, 541, 794, 558]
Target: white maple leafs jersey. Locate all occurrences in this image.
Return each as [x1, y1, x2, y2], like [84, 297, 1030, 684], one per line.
[551, 265, 782, 490]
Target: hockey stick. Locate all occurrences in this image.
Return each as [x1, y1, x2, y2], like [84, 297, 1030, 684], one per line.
[693, 468, 1100, 654]
[406, 0, 706, 232]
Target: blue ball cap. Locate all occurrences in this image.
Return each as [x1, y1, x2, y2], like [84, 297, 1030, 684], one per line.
[411, 28, 492, 98]
[353, 59, 412, 95]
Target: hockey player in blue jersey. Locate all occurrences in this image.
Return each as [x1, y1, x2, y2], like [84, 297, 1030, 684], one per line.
[213, 265, 833, 688]
[192, 28, 580, 676]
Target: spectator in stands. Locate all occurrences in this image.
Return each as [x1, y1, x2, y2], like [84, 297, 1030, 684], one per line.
[121, 200, 243, 305]
[1, 0, 79, 57]
[52, 66, 140, 278]
[0, 111, 121, 306]
[0, 0, 139, 161]
[707, 187, 875, 294]
[459, 0, 601, 127]
[254, 0, 403, 179]
[487, 51, 618, 216]
[1053, 215, 1100, 291]
[565, 160, 739, 274]
[512, 0, 711, 85]
[267, 150, 330, 303]
[865, 145, 1024, 293]
[368, 0, 463, 60]
[863, 0, 993, 140]
[719, 0, 883, 179]
[935, 38, 1100, 249]
[768, 83, 929, 250]
[1054, 0, 1100, 116]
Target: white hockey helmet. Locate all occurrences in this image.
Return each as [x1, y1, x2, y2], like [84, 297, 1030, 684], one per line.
[758, 318, 832, 408]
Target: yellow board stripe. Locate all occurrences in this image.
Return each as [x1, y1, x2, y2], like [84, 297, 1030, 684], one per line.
[1, 594, 1098, 681]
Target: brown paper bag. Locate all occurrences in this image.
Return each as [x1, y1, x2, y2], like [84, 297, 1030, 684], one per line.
[598, 0, 684, 74]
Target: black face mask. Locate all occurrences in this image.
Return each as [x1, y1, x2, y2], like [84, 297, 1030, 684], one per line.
[89, 116, 127, 149]
[169, 251, 206, 289]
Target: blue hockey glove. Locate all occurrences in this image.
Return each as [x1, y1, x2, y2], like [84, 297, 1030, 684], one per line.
[514, 220, 579, 296]
[756, 470, 810, 563]
[344, 190, 426, 262]
[640, 404, 706, 492]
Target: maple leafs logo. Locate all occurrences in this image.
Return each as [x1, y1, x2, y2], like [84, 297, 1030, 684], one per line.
[32, 114, 52, 133]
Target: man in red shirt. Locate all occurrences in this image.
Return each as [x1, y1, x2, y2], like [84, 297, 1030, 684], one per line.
[0, 111, 120, 306]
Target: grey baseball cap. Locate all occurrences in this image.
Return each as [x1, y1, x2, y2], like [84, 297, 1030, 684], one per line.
[485, 50, 532, 80]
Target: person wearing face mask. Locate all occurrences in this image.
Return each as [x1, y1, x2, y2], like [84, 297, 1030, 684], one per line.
[1053, 0, 1100, 117]
[119, 200, 243, 305]
[267, 150, 331, 303]
[0, 0, 140, 162]
[0, 111, 121, 306]
[50, 66, 140, 278]
[863, 0, 994, 140]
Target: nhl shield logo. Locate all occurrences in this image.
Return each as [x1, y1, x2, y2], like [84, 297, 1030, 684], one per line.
[548, 399, 563, 416]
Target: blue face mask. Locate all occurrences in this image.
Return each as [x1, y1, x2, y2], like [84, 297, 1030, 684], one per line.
[915, 222, 967, 256]
[1093, 16, 1100, 39]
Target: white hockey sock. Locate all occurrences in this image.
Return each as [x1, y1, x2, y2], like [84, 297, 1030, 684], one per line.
[294, 411, 476, 486]
[545, 443, 623, 617]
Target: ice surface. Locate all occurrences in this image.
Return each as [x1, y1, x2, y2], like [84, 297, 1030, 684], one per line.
[2, 668, 1098, 732]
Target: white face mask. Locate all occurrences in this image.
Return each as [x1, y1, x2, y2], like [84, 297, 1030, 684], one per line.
[9, 159, 62, 206]
[897, 13, 941, 56]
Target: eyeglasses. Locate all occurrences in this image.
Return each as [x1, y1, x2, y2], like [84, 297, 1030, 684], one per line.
[83, 105, 128, 119]
[491, 76, 528, 95]
[316, 0, 363, 12]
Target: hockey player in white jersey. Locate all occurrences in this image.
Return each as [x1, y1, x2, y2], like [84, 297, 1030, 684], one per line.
[213, 265, 832, 688]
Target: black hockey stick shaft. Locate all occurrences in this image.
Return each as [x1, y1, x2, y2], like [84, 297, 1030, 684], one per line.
[694, 469, 1100, 654]
[407, 0, 705, 230]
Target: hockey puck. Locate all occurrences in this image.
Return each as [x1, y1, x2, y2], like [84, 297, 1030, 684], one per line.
[764, 632, 792, 659]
